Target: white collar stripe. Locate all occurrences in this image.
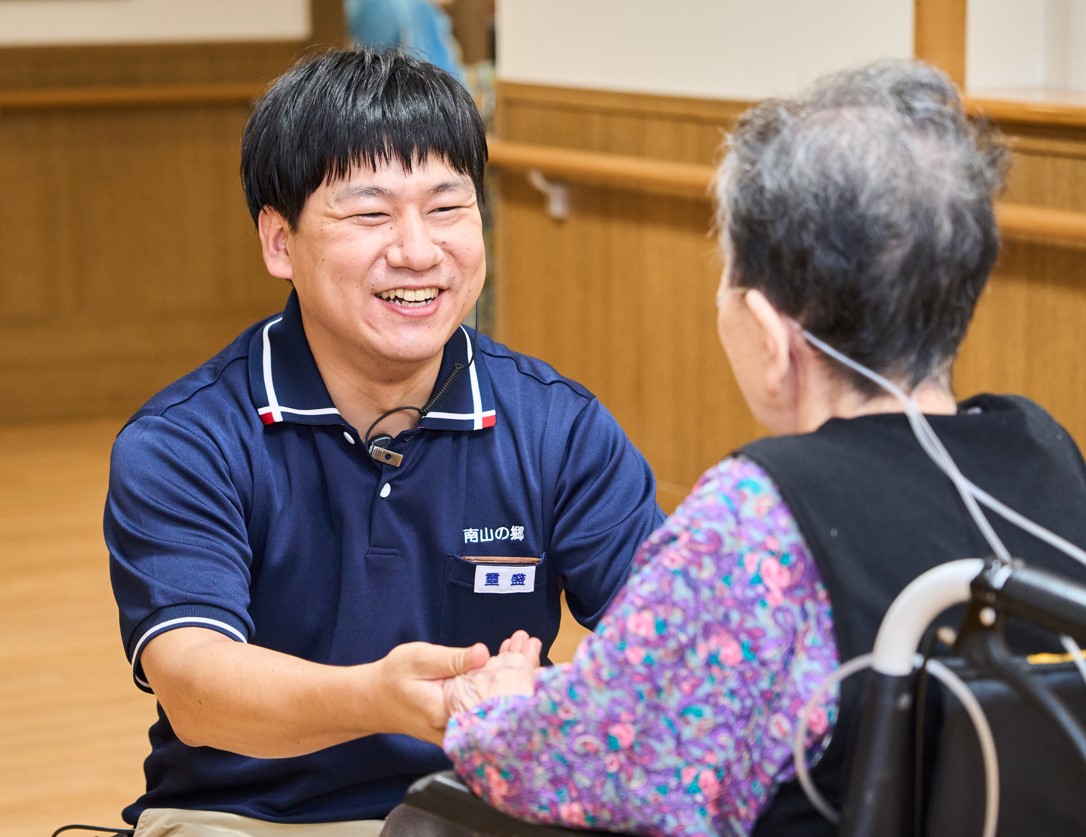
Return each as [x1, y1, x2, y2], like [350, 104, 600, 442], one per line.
[259, 316, 342, 422]
[459, 324, 474, 363]
[261, 317, 285, 423]
[258, 318, 487, 429]
[462, 327, 486, 429]
[426, 408, 496, 421]
[274, 406, 342, 417]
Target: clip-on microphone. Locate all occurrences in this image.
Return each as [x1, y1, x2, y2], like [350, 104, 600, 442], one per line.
[367, 434, 403, 467]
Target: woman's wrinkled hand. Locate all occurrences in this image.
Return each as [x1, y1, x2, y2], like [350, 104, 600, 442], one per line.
[443, 630, 542, 715]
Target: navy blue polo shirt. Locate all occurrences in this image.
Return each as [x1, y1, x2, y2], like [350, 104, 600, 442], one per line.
[105, 291, 664, 824]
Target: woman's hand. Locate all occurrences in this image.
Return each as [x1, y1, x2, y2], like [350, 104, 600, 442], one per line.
[443, 630, 542, 715]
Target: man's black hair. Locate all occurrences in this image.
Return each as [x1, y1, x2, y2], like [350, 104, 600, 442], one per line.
[241, 47, 487, 229]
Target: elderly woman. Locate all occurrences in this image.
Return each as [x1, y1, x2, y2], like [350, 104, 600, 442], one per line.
[439, 60, 1086, 836]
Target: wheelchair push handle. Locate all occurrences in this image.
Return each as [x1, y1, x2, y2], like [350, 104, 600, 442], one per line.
[871, 559, 985, 676]
[842, 556, 1086, 837]
[973, 558, 1086, 644]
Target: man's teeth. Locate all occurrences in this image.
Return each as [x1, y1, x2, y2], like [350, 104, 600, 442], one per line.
[378, 287, 439, 305]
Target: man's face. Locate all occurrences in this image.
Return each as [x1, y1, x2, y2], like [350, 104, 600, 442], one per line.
[260, 156, 486, 381]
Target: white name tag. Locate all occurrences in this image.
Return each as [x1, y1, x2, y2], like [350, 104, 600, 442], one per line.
[473, 565, 536, 594]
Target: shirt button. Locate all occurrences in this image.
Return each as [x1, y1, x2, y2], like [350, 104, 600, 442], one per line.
[343, 432, 356, 445]
[380, 483, 391, 498]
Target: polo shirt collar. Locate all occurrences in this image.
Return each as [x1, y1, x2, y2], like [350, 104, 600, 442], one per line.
[249, 291, 496, 433]
[418, 319, 497, 432]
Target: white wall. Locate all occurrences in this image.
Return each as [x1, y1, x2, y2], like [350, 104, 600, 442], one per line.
[497, 0, 1086, 100]
[0, 0, 309, 46]
[967, 0, 1086, 93]
[967, 0, 1047, 91]
[496, 0, 914, 100]
[1072, 1, 1086, 89]
[8, 0, 1086, 94]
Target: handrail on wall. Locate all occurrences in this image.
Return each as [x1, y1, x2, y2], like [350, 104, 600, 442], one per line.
[488, 137, 1086, 249]
[0, 82, 264, 110]
[488, 137, 713, 199]
[2, 82, 1084, 249]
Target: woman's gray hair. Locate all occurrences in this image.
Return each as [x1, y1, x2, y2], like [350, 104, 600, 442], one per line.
[714, 59, 1010, 394]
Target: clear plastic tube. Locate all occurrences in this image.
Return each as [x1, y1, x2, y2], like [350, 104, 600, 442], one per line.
[788, 327, 1086, 835]
[793, 653, 999, 837]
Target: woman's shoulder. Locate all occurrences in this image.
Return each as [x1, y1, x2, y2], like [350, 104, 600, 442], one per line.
[684, 455, 791, 518]
[633, 456, 800, 570]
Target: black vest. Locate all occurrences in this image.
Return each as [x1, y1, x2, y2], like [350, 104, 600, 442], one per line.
[740, 394, 1086, 837]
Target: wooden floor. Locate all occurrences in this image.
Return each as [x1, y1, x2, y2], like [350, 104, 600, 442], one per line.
[0, 418, 153, 836]
[0, 417, 589, 837]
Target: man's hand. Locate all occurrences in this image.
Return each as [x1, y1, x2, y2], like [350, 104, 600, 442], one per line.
[443, 630, 542, 716]
[370, 641, 491, 745]
[144, 631, 496, 754]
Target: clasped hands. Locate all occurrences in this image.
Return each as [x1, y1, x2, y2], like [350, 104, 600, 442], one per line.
[443, 629, 542, 716]
[378, 629, 543, 745]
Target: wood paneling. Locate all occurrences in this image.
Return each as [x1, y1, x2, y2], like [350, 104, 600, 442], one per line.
[493, 84, 758, 512]
[489, 138, 1086, 250]
[914, 0, 967, 85]
[493, 82, 1086, 512]
[447, 0, 495, 66]
[956, 242, 1086, 428]
[0, 94, 290, 421]
[310, 0, 350, 48]
[957, 106, 1086, 441]
[0, 3, 346, 423]
[0, 100, 292, 420]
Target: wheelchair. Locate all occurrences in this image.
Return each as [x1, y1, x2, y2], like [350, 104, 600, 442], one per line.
[382, 557, 1086, 836]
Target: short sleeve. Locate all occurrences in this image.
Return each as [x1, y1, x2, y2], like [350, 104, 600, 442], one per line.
[547, 398, 665, 628]
[105, 416, 254, 691]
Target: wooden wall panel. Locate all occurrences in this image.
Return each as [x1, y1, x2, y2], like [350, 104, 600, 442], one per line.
[0, 42, 300, 90]
[494, 85, 756, 512]
[1000, 135, 1086, 210]
[956, 111, 1086, 441]
[957, 243, 1086, 436]
[914, 0, 966, 86]
[0, 0, 345, 423]
[634, 195, 759, 511]
[447, 0, 495, 66]
[0, 98, 289, 421]
[495, 177, 642, 430]
[493, 83, 1086, 512]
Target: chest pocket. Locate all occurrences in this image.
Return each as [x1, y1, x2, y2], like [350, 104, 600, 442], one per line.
[439, 553, 558, 656]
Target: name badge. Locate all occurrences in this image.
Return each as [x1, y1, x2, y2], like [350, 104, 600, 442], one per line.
[473, 565, 536, 594]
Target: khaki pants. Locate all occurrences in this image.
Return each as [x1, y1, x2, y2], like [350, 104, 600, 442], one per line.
[134, 809, 385, 836]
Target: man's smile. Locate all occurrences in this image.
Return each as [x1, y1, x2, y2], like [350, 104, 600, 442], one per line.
[377, 287, 440, 306]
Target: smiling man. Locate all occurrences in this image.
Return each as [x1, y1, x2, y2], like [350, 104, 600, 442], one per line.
[103, 48, 664, 836]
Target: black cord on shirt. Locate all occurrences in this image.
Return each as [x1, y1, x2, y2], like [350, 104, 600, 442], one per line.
[363, 305, 480, 451]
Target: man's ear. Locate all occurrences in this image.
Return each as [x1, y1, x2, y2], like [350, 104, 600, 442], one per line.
[258, 208, 294, 280]
[743, 289, 793, 394]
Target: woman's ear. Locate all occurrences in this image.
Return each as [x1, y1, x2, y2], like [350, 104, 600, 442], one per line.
[742, 289, 793, 394]
[258, 208, 294, 280]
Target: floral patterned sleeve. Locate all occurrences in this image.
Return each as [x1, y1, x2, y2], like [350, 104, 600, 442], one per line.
[444, 456, 838, 837]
